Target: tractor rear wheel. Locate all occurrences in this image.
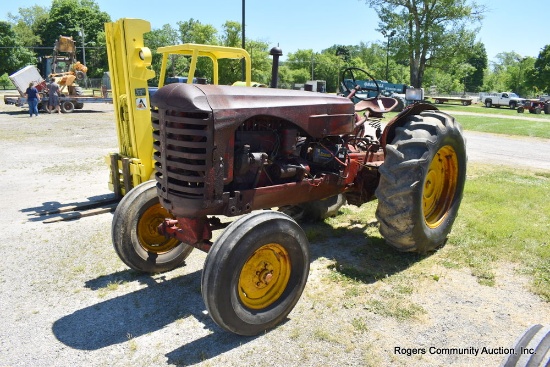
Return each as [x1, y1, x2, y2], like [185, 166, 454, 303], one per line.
[112, 180, 193, 273]
[201, 211, 309, 335]
[501, 324, 550, 367]
[375, 111, 467, 253]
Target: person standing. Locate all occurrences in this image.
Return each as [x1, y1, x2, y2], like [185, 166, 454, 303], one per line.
[47, 78, 61, 114]
[24, 82, 41, 117]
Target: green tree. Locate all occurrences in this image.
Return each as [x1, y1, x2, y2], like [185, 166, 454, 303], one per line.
[465, 42, 487, 92]
[0, 21, 36, 75]
[177, 18, 218, 44]
[220, 21, 241, 47]
[529, 45, 550, 95]
[176, 18, 218, 81]
[364, 0, 485, 87]
[247, 40, 272, 85]
[144, 24, 182, 84]
[7, 5, 49, 47]
[312, 52, 341, 92]
[37, 0, 111, 77]
[219, 21, 244, 84]
[0, 73, 15, 89]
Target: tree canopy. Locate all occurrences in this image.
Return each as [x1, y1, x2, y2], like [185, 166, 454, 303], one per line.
[1, 1, 549, 96]
[364, 0, 485, 87]
[0, 21, 36, 75]
[530, 45, 550, 95]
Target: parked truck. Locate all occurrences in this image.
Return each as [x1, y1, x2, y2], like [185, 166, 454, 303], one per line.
[483, 92, 524, 109]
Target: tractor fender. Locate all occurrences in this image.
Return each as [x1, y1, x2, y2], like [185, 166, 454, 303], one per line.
[380, 103, 439, 149]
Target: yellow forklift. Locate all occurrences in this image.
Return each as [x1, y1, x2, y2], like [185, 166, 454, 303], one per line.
[104, 18, 252, 272]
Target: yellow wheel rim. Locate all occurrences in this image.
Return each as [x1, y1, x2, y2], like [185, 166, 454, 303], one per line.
[238, 243, 291, 310]
[423, 145, 459, 228]
[137, 203, 179, 253]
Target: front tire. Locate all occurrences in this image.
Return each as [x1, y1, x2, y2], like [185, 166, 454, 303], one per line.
[375, 111, 467, 253]
[201, 211, 309, 335]
[112, 180, 193, 273]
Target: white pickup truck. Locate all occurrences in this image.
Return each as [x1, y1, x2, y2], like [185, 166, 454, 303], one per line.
[484, 92, 525, 109]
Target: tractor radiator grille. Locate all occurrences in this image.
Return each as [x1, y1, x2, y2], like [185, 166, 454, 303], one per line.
[152, 109, 212, 201]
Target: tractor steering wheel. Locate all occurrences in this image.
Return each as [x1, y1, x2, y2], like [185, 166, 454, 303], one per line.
[342, 67, 380, 100]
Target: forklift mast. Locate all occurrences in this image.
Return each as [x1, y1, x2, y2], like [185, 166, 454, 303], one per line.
[105, 19, 156, 197]
[104, 18, 253, 198]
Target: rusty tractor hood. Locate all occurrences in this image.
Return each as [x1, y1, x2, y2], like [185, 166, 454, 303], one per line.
[151, 83, 355, 138]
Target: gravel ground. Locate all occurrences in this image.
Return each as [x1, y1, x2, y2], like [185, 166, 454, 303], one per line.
[0, 99, 548, 367]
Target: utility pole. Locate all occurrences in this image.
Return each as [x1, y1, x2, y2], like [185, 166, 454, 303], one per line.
[79, 26, 86, 66]
[241, 0, 246, 81]
[381, 29, 395, 81]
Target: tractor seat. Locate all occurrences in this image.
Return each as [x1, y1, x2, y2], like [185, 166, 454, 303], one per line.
[354, 97, 398, 117]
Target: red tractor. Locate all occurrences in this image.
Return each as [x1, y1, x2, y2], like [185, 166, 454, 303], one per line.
[112, 62, 467, 335]
[517, 99, 550, 114]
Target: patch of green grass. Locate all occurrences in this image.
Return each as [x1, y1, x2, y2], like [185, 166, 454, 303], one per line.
[319, 163, 549, 302]
[364, 298, 426, 320]
[451, 114, 550, 138]
[438, 103, 550, 117]
[446, 164, 550, 299]
[126, 333, 138, 352]
[385, 104, 550, 138]
[41, 158, 105, 174]
[97, 280, 125, 298]
[351, 317, 368, 333]
[313, 328, 340, 343]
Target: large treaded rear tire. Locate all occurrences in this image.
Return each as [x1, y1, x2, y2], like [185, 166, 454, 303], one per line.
[375, 111, 467, 253]
[501, 324, 550, 367]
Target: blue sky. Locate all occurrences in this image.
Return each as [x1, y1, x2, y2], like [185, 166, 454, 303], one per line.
[1, 0, 546, 63]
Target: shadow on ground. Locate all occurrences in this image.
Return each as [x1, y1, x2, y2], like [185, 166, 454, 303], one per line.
[52, 268, 259, 365]
[52, 209, 430, 364]
[20, 193, 119, 222]
[302, 218, 428, 284]
[0, 109, 109, 116]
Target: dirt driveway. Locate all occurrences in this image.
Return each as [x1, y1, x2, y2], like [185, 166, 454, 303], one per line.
[0, 100, 548, 367]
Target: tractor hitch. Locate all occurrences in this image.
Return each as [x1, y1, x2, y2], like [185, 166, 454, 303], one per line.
[157, 216, 230, 252]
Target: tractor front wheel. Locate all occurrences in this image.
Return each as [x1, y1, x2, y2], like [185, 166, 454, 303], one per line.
[375, 111, 467, 253]
[112, 180, 193, 273]
[201, 211, 309, 335]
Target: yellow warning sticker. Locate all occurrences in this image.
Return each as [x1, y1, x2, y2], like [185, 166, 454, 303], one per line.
[136, 98, 147, 110]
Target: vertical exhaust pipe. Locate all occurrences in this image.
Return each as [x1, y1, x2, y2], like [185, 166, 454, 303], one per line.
[270, 46, 282, 88]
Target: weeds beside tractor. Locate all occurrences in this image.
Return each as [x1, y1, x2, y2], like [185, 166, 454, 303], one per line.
[106, 19, 467, 336]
